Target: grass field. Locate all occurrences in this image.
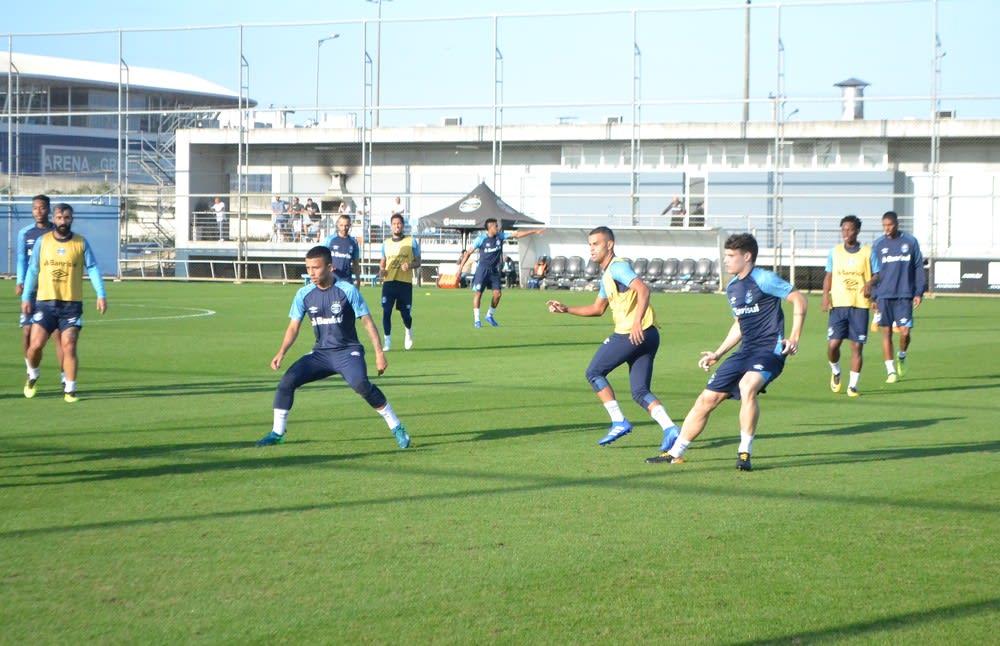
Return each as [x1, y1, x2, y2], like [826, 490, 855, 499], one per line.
[2, 280, 998, 645]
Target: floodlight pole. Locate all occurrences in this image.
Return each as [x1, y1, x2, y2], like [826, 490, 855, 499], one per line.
[315, 33, 340, 124]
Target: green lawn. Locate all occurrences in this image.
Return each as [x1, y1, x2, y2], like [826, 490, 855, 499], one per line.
[2, 281, 998, 644]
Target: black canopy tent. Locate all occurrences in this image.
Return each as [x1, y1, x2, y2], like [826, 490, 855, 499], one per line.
[417, 182, 542, 242]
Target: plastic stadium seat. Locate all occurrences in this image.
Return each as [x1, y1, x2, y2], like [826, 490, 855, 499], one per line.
[631, 257, 649, 277]
[542, 255, 567, 290]
[580, 259, 601, 290]
[558, 255, 585, 289]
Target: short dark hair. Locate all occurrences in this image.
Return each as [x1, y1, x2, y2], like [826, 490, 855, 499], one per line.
[588, 226, 615, 242]
[390, 213, 405, 225]
[840, 214, 861, 229]
[484, 218, 498, 228]
[882, 210, 899, 223]
[54, 203, 74, 216]
[306, 245, 333, 264]
[724, 233, 758, 263]
[32, 194, 50, 208]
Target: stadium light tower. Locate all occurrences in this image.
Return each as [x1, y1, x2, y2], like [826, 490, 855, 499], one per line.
[315, 33, 341, 124]
[366, 0, 392, 127]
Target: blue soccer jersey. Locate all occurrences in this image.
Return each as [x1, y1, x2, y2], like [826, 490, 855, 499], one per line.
[872, 232, 926, 299]
[16, 222, 55, 288]
[469, 231, 510, 273]
[322, 234, 361, 281]
[289, 279, 370, 351]
[726, 266, 795, 355]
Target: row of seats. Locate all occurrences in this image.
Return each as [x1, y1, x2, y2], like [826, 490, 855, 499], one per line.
[531, 256, 720, 293]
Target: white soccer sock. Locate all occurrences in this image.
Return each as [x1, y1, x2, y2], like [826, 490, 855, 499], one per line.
[885, 359, 896, 374]
[405, 327, 412, 339]
[649, 404, 675, 430]
[383, 335, 391, 349]
[26, 364, 40, 380]
[738, 432, 754, 454]
[272, 409, 289, 435]
[63, 379, 76, 394]
[849, 371, 861, 389]
[669, 438, 691, 458]
[603, 400, 625, 423]
[473, 308, 481, 323]
[829, 361, 841, 375]
[377, 402, 401, 429]
[487, 306, 496, 318]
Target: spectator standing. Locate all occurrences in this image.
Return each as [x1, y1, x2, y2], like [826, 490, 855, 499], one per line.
[661, 196, 687, 227]
[211, 196, 227, 241]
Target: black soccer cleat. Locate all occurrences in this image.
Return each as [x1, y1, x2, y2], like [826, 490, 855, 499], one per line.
[736, 452, 752, 471]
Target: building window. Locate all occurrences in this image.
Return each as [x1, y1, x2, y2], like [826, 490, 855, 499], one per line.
[816, 141, 837, 167]
[861, 141, 887, 168]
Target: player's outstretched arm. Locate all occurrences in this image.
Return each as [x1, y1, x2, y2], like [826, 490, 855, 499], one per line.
[699, 320, 743, 370]
[782, 289, 808, 356]
[360, 314, 387, 375]
[271, 319, 301, 370]
[547, 296, 607, 317]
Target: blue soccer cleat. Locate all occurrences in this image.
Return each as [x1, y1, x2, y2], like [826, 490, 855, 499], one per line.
[391, 424, 411, 449]
[474, 320, 482, 328]
[485, 315, 499, 327]
[598, 420, 632, 445]
[660, 425, 680, 452]
[255, 431, 285, 447]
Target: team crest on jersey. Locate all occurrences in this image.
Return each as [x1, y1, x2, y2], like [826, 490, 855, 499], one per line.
[330, 302, 343, 316]
[744, 291, 754, 305]
[900, 243, 910, 254]
[57, 247, 66, 255]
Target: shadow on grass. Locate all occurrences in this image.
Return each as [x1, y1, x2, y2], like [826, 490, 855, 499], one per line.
[1, 430, 997, 540]
[732, 596, 1000, 645]
[416, 339, 594, 353]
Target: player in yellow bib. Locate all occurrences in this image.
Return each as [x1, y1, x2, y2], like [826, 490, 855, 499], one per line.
[378, 213, 421, 351]
[20, 203, 107, 402]
[821, 215, 876, 397]
[546, 226, 680, 450]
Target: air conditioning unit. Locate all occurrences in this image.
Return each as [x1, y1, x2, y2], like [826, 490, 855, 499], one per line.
[936, 110, 955, 119]
[442, 116, 463, 126]
[604, 115, 623, 125]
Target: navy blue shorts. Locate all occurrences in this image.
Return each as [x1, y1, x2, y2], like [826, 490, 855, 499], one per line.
[876, 297, 914, 328]
[30, 300, 84, 334]
[471, 269, 502, 293]
[19, 293, 39, 328]
[827, 306, 870, 343]
[585, 327, 660, 404]
[381, 281, 413, 312]
[706, 349, 785, 400]
[274, 346, 386, 410]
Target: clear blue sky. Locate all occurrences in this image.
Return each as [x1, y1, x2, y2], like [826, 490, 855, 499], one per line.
[5, 0, 997, 125]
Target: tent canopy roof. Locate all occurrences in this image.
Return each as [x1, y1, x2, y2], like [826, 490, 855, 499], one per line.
[418, 182, 542, 232]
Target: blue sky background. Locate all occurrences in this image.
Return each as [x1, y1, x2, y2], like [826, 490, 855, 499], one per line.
[4, 0, 997, 125]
